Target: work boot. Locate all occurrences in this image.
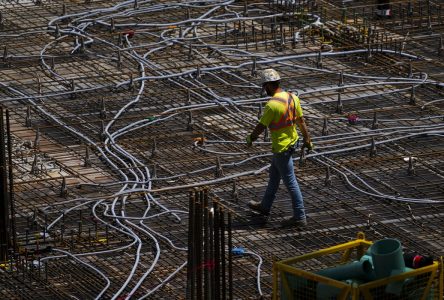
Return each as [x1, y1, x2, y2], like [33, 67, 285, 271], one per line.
[281, 216, 307, 228]
[247, 200, 270, 216]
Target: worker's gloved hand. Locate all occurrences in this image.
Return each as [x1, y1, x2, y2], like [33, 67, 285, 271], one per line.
[246, 134, 253, 147]
[303, 140, 314, 152]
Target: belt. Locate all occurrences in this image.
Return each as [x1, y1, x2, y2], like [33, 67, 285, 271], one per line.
[276, 140, 299, 155]
[285, 143, 297, 155]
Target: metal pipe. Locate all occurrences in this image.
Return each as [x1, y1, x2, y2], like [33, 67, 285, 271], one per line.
[5, 110, 16, 252]
[0, 107, 10, 262]
[203, 207, 210, 300]
[228, 212, 233, 300]
[195, 191, 202, 300]
[220, 207, 226, 300]
[186, 191, 194, 300]
[213, 202, 220, 300]
[209, 203, 214, 299]
[202, 189, 212, 299]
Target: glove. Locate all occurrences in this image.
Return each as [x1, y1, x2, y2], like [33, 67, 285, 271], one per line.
[246, 134, 253, 147]
[303, 140, 314, 152]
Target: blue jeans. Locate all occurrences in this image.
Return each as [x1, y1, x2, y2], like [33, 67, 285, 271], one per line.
[261, 147, 306, 220]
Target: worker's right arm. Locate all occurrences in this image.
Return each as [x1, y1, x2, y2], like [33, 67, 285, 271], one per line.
[247, 103, 273, 145]
[250, 123, 266, 142]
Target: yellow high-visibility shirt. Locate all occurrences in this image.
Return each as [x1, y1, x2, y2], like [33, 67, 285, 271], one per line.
[259, 91, 303, 153]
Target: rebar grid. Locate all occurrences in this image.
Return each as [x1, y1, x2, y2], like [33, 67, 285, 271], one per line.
[0, 0, 443, 299]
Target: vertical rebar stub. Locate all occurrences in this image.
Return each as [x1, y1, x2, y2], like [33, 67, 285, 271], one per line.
[316, 50, 323, 69]
[70, 79, 76, 99]
[34, 128, 40, 150]
[100, 97, 106, 119]
[37, 76, 42, 95]
[215, 156, 224, 178]
[322, 117, 329, 136]
[117, 50, 122, 69]
[366, 42, 372, 62]
[409, 86, 416, 105]
[370, 138, 377, 157]
[55, 24, 61, 38]
[187, 110, 194, 131]
[128, 73, 134, 90]
[439, 35, 443, 56]
[3, 46, 7, 62]
[84, 145, 91, 168]
[80, 37, 85, 53]
[371, 112, 379, 130]
[336, 92, 343, 114]
[60, 177, 68, 198]
[338, 71, 344, 91]
[25, 106, 32, 128]
[251, 58, 257, 77]
[117, 33, 123, 46]
[195, 65, 201, 80]
[324, 166, 332, 187]
[100, 120, 106, 141]
[407, 157, 416, 175]
[187, 89, 192, 104]
[152, 163, 157, 178]
[151, 137, 158, 158]
[31, 153, 38, 175]
[50, 56, 55, 70]
[61, 3, 66, 16]
[188, 42, 193, 59]
[231, 180, 238, 202]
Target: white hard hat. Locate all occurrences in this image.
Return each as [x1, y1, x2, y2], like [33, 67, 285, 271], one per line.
[261, 69, 281, 84]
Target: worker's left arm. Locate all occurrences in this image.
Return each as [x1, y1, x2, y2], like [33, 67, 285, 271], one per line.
[293, 96, 313, 150]
[295, 117, 312, 145]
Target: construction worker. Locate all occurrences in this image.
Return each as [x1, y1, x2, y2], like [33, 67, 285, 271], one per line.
[246, 69, 313, 227]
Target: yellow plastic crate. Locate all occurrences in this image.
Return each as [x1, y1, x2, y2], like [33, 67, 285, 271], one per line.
[273, 233, 443, 300]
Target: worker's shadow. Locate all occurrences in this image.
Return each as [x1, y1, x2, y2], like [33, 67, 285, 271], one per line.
[232, 212, 269, 230]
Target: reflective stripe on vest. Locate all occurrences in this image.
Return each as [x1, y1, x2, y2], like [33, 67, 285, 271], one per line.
[268, 92, 297, 132]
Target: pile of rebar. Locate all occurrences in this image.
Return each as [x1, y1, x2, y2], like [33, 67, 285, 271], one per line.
[186, 189, 236, 299]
